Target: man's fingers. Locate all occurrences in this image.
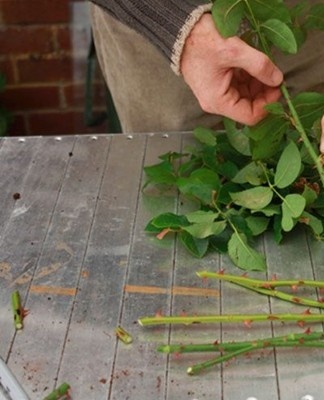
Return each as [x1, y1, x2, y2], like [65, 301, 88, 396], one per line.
[230, 38, 283, 88]
[211, 85, 282, 126]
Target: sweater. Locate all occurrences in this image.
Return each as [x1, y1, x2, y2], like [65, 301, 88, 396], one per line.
[89, 0, 212, 75]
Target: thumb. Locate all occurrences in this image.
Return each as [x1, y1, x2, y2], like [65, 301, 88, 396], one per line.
[232, 39, 283, 87]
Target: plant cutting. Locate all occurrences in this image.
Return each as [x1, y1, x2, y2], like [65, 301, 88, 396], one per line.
[143, 0, 324, 271]
[138, 270, 324, 375]
[158, 330, 324, 375]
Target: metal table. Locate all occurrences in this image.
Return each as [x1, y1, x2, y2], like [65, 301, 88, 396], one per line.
[0, 133, 323, 400]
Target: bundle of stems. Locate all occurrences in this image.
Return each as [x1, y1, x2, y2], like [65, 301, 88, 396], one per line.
[138, 272, 324, 374]
[158, 331, 324, 375]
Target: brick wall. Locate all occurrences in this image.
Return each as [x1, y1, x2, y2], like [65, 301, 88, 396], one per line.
[0, 0, 109, 136]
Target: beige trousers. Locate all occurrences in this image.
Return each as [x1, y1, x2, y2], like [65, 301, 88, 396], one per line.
[90, 3, 324, 133]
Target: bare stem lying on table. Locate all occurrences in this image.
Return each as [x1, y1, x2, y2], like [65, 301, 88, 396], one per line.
[197, 271, 324, 309]
[138, 312, 324, 327]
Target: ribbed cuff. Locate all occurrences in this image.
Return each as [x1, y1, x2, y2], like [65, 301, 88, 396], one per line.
[171, 4, 212, 75]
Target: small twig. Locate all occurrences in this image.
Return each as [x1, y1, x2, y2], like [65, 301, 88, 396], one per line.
[43, 382, 70, 400]
[11, 290, 24, 330]
[115, 326, 133, 344]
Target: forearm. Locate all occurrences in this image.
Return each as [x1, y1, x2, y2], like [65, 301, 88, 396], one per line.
[89, 0, 212, 74]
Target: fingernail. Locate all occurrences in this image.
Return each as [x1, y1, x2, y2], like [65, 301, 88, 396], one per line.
[272, 68, 283, 84]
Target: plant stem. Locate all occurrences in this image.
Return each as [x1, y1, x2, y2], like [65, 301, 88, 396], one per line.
[138, 313, 324, 326]
[187, 345, 255, 375]
[197, 271, 324, 309]
[197, 271, 324, 288]
[158, 331, 324, 354]
[11, 290, 23, 330]
[280, 84, 324, 188]
[186, 337, 324, 375]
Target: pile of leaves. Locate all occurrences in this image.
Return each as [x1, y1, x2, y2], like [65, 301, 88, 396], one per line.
[143, 0, 324, 271]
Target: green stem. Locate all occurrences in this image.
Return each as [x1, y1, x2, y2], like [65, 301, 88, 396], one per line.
[158, 331, 324, 354]
[43, 382, 70, 400]
[11, 290, 23, 330]
[187, 337, 324, 375]
[197, 271, 324, 309]
[187, 345, 255, 375]
[281, 84, 324, 188]
[138, 313, 324, 326]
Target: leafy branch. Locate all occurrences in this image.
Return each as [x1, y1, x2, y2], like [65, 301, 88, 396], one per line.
[143, 0, 324, 271]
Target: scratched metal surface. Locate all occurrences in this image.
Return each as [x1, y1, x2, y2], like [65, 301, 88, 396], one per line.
[0, 133, 323, 400]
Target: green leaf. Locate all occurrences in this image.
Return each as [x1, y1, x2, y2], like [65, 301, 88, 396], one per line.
[183, 221, 227, 239]
[305, 4, 324, 30]
[302, 185, 318, 206]
[185, 210, 219, 224]
[144, 161, 176, 185]
[248, 0, 291, 24]
[281, 194, 306, 232]
[292, 92, 324, 129]
[212, 0, 245, 37]
[264, 102, 286, 116]
[260, 19, 297, 54]
[217, 182, 242, 205]
[230, 186, 273, 210]
[223, 118, 251, 156]
[217, 160, 239, 180]
[245, 216, 270, 236]
[229, 213, 253, 238]
[179, 231, 209, 258]
[300, 211, 323, 235]
[248, 115, 289, 160]
[148, 213, 190, 229]
[177, 168, 220, 205]
[209, 229, 231, 253]
[253, 204, 281, 217]
[193, 126, 217, 146]
[274, 140, 301, 188]
[273, 214, 284, 244]
[228, 232, 266, 271]
[232, 161, 265, 185]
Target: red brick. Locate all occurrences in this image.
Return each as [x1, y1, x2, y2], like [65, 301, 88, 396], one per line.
[0, 1, 70, 25]
[0, 26, 54, 55]
[0, 86, 60, 111]
[17, 55, 86, 83]
[0, 59, 15, 84]
[28, 110, 108, 135]
[63, 82, 106, 108]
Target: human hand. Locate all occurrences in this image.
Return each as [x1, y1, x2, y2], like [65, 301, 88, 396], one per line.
[180, 13, 283, 126]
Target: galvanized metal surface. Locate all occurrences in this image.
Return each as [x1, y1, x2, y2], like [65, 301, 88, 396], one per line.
[0, 133, 323, 400]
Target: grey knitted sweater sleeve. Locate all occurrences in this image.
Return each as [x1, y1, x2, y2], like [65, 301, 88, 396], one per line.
[89, 0, 212, 74]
